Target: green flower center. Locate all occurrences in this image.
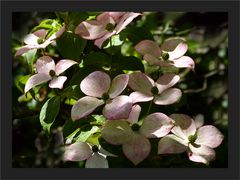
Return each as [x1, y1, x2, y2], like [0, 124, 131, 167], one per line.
[162, 52, 169, 61]
[131, 123, 140, 131]
[92, 145, 99, 153]
[105, 23, 115, 32]
[188, 134, 197, 144]
[151, 86, 159, 95]
[102, 93, 110, 101]
[37, 37, 44, 44]
[49, 70, 56, 77]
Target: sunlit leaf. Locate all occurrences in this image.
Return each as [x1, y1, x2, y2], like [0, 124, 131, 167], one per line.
[39, 96, 61, 133]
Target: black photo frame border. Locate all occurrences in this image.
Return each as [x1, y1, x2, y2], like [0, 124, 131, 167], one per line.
[1, 0, 239, 180]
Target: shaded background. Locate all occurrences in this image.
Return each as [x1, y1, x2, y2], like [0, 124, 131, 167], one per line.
[12, 12, 228, 168]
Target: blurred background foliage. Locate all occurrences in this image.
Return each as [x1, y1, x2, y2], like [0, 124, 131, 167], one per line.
[12, 12, 228, 168]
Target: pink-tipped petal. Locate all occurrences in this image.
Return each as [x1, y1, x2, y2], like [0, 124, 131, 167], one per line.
[153, 88, 182, 105]
[75, 15, 109, 40]
[24, 34, 39, 45]
[135, 40, 161, 57]
[195, 125, 224, 148]
[161, 38, 184, 52]
[108, 12, 126, 21]
[168, 42, 188, 60]
[140, 113, 174, 138]
[171, 56, 195, 70]
[63, 141, 92, 161]
[99, 147, 117, 157]
[55, 59, 77, 76]
[127, 104, 141, 124]
[108, 74, 129, 99]
[35, 56, 55, 74]
[80, 71, 111, 98]
[158, 134, 188, 154]
[122, 132, 151, 165]
[94, 31, 116, 48]
[33, 29, 47, 38]
[15, 46, 32, 56]
[128, 72, 154, 95]
[47, 26, 66, 42]
[143, 54, 160, 65]
[103, 95, 133, 120]
[129, 91, 153, 104]
[102, 120, 132, 145]
[71, 96, 104, 121]
[85, 153, 108, 168]
[49, 76, 67, 89]
[115, 12, 141, 34]
[155, 73, 180, 93]
[194, 114, 204, 128]
[24, 74, 51, 93]
[188, 144, 216, 164]
[170, 114, 196, 139]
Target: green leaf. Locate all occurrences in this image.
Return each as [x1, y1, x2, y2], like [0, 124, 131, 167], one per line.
[104, 35, 123, 48]
[61, 85, 81, 100]
[91, 115, 106, 125]
[31, 19, 62, 36]
[56, 31, 86, 60]
[83, 52, 111, 68]
[55, 12, 69, 23]
[112, 55, 144, 71]
[23, 49, 37, 69]
[39, 96, 61, 133]
[68, 12, 89, 31]
[17, 93, 32, 102]
[75, 125, 99, 142]
[98, 137, 123, 156]
[15, 74, 31, 93]
[121, 26, 153, 45]
[63, 119, 83, 139]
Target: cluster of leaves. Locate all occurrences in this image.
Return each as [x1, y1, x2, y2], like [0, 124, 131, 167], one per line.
[12, 12, 228, 168]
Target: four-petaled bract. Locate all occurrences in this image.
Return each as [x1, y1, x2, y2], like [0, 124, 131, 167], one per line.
[158, 114, 224, 164]
[24, 56, 77, 93]
[128, 72, 182, 105]
[135, 38, 195, 70]
[75, 12, 141, 48]
[102, 105, 174, 165]
[71, 71, 133, 121]
[15, 27, 65, 56]
[63, 141, 117, 168]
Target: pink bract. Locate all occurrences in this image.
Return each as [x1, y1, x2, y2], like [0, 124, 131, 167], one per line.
[15, 27, 65, 56]
[101, 105, 174, 165]
[128, 72, 182, 105]
[158, 114, 224, 164]
[71, 71, 132, 121]
[63, 141, 116, 168]
[75, 12, 141, 48]
[135, 38, 195, 70]
[24, 56, 77, 93]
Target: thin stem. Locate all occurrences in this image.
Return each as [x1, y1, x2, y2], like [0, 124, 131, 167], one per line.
[146, 100, 153, 115]
[109, 36, 113, 76]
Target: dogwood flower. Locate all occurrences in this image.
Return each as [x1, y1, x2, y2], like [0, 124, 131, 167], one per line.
[75, 12, 141, 48]
[128, 72, 182, 105]
[24, 56, 77, 93]
[71, 71, 132, 121]
[135, 38, 195, 70]
[63, 141, 116, 168]
[15, 26, 65, 56]
[158, 114, 224, 164]
[102, 105, 174, 165]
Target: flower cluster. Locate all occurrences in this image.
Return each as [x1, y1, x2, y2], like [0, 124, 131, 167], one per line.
[17, 11, 224, 168]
